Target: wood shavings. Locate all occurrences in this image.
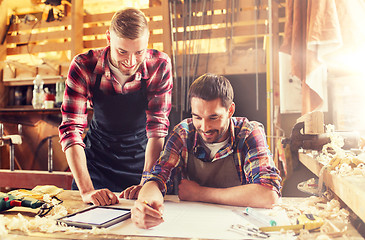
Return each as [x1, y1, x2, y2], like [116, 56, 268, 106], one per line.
[313, 124, 365, 178]
[0, 204, 110, 237]
[90, 226, 109, 235]
[276, 197, 349, 226]
[297, 220, 349, 239]
[275, 196, 326, 222]
[320, 219, 347, 236]
[315, 234, 334, 240]
[320, 124, 345, 162]
[0, 215, 8, 236]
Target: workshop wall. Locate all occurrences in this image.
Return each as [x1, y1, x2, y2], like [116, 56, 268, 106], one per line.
[0, 0, 286, 183]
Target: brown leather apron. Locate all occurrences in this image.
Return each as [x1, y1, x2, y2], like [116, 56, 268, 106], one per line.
[186, 153, 241, 188]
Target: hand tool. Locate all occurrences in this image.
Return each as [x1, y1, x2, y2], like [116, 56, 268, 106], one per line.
[0, 192, 44, 211]
[259, 214, 324, 233]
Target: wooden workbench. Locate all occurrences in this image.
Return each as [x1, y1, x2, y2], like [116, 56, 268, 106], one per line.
[3, 190, 364, 239]
[299, 151, 365, 224]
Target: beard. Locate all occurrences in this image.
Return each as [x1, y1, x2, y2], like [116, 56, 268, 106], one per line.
[198, 121, 230, 144]
[117, 61, 140, 76]
[109, 54, 142, 76]
[198, 129, 220, 143]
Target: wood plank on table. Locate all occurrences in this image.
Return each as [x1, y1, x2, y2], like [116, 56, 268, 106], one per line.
[0, 170, 73, 190]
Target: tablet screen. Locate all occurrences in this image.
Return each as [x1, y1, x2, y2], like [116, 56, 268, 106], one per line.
[63, 207, 129, 225]
[58, 206, 131, 228]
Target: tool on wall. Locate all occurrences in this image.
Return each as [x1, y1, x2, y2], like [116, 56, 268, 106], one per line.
[1, 14, 16, 45]
[0, 123, 22, 171]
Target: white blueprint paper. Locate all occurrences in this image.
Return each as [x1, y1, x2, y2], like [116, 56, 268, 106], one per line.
[110, 198, 293, 239]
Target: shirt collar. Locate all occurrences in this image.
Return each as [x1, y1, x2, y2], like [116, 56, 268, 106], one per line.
[94, 46, 110, 77]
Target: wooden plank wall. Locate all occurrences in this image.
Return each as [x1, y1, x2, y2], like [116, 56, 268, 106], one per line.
[171, 0, 285, 77]
[3, 4, 171, 86]
[2, 0, 285, 85]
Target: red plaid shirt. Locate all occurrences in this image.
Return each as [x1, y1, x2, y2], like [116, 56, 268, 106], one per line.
[59, 46, 172, 151]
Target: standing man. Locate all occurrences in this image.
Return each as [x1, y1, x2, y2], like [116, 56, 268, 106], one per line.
[59, 8, 172, 206]
[129, 73, 281, 229]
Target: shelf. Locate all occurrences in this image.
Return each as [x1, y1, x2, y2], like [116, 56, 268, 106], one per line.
[0, 107, 62, 126]
[3, 76, 65, 86]
[0, 107, 93, 126]
[299, 152, 365, 223]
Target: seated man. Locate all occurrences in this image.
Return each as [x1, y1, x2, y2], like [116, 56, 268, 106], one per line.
[129, 73, 282, 229]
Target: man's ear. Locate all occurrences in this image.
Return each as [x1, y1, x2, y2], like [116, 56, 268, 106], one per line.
[106, 30, 111, 45]
[228, 102, 235, 118]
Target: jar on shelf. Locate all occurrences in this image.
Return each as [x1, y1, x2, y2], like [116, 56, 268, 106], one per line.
[44, 88, 56, 109]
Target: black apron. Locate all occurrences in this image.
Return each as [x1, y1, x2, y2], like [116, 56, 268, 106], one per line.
[72, 74, 148, 192]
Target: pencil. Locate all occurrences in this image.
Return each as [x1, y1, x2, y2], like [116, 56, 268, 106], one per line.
[143, 200, 163, 220]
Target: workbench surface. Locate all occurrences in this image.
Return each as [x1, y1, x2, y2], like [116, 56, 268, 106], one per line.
[2, 190, 364, 239]
[299, 152, 365, 225]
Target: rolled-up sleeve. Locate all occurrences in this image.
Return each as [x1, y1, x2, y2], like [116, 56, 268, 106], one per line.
[143, 122, 187, 194]
[145, 56, 173, 139]
[242, 125, 282, 196]
[58, 57, 89, 152]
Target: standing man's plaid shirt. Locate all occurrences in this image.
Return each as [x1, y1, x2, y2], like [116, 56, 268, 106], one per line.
[143, 117, 282, 195]
[59, 46, 172, 151]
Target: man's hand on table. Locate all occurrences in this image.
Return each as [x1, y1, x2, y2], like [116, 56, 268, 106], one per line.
[120, 185, 143, 199]
[131, 181, 165, 229]
[131, 199, 164, 229]
[81, 189, 119, 206]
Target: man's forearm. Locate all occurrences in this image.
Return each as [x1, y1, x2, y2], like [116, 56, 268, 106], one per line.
[138, 181, 163, 201]
[201, 184, 279, 208]
[180, 181, 279, 208]
[143, 137, 164, 172]
[65, 144, 94, 194]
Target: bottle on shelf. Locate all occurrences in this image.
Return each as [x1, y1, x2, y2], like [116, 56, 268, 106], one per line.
[32, 74, 44, 109]
[55, 77, 65, 108]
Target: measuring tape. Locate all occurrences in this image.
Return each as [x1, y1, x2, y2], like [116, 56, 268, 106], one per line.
[259, 214, 324, 232]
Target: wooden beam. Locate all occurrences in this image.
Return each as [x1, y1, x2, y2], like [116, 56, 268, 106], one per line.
[272, 0, 281, 140]
[83, 12, 114, 24]
[0, 170, 73, 190]
[296, 111, 325, 134]
[7, 42, 71, 55]
[175, 49, 266, 76]
[161, 0, 172, 57]
[0, 0, 7, 108]
[7, 30, 72, 44]
[173, 23, 285, 41]
[9, 17, 71, 32]
[82, 20, 164, 37]
[71, 0, 84, 58]
[172, 8, 285, 28]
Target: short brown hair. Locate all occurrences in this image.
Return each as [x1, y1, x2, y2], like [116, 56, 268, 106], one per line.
[110, 8, 149, 39]
[188, 73, 234, 109]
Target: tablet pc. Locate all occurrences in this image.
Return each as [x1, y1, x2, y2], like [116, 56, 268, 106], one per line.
[57, 206, 131, 229]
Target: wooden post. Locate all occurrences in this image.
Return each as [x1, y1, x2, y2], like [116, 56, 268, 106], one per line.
[71, 0, 84, 58]
[161, 0, 172, 58]
[272, 1, 280, 137]
[0, 0, 7, 108]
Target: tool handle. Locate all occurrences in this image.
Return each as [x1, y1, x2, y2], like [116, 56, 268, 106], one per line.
[245, 207, 277, 226]
[21, 199, 44, 209]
